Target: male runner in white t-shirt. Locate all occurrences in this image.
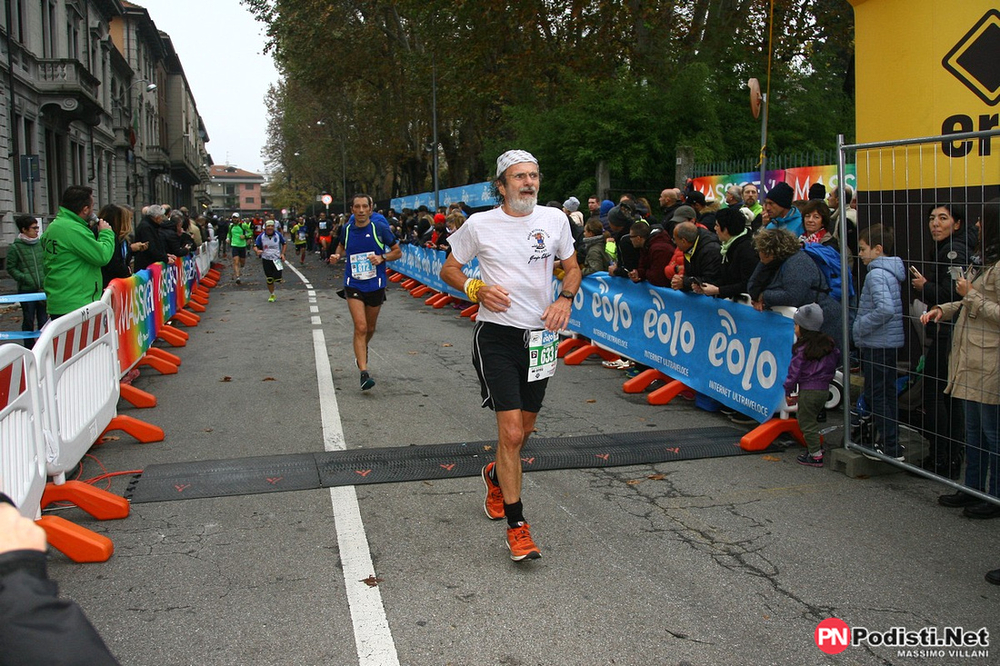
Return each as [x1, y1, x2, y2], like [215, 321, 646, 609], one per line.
[441, 150, 582, 561]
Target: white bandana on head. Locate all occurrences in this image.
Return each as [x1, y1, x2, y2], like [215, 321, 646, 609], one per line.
[496, 150, 538, 178]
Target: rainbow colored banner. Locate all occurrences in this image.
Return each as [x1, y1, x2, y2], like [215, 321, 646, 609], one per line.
[692, 164, 857, 203]
[107, 271, 158, 372]
[176, 254, 200, 313]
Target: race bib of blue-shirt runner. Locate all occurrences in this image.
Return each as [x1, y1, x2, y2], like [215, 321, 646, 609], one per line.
[350, 252, 376, 280]
[527, 329, 559, 382]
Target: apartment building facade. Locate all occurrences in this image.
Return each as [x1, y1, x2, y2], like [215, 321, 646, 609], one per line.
[0, 0, 211, 261]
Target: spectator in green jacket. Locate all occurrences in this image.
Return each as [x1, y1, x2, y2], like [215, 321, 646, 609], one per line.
[40, 186, 114, 318]
[6, 215, 48, 347]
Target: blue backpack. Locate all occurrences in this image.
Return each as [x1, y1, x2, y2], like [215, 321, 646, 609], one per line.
[802, 243, 855, 302]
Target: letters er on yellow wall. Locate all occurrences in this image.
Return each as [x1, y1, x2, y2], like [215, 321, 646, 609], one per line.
[850, 0, 999, 190]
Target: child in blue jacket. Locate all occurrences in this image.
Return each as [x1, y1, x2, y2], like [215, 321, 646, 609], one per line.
[852, 224, 906, 460]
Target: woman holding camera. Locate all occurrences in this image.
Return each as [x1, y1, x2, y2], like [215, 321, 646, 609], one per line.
[922, 199, 1000, 518]
[911, 204, 971, 479]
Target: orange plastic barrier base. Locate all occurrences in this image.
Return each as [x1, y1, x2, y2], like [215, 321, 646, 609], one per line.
[411, 285, 432, 297]
[191, 291, 210, 305]
[147, 347, 181, 366]
[740, 417, 805, 451]
[41, 480, 130, 519]
[623, 369, 669, 394]
[432, 295, 456, 309]
[206, 269, 222, 280]
[157, 325, 188, 347]
[460, 304, 479, 318]
[120, 382, 157, 408]
[563, 344, 619, 366]
[389, 272, 404, 283]
[557, 338, 587, 358]
[170, 310, 200, 327]
[647, 379, 690, 405]
[137, 350, 179, 375]
[401, 279, 418, 289]
[186, 300, 206, 313]
[102, 414, 165, 443]
[36, 515, 114, 563]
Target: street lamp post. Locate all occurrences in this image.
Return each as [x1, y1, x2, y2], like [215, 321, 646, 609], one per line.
[128, 79, 157, 207]
[431, 55, 439, 210]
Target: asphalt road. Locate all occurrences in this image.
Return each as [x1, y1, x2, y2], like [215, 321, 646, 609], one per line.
[42, 252, 998, 666]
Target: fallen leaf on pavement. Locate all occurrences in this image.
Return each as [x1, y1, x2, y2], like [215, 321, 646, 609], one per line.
[626, 479, 642, 485]
[220, 376, 232, 382]
[761, 455, 781, 462]
[647, 474, 666, 480]
[442, 343, 453, 347]
[586, 399, 596, 403]
[262, 377, 276, 381]
[361, 575, 383, 587]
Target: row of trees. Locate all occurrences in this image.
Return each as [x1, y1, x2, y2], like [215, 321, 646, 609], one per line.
[244, 0, 855, 212]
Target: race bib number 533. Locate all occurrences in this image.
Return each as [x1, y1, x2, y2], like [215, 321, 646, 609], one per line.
[527, 330, 559, 382]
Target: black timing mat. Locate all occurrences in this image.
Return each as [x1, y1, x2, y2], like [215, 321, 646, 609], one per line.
[125, 427, 777, 503]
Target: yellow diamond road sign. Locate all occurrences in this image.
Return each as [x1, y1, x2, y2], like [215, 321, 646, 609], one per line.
[942, 9, 1000, 106]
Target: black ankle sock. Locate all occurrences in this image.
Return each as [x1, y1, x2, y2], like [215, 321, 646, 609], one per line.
[504, 500, 524, 527]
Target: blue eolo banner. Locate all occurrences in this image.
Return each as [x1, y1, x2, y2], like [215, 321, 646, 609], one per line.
[567, 274, 795, 422]
[392, 181, 495, 212]
[395, 244, 481, 298]
[390, 250, 794, 422]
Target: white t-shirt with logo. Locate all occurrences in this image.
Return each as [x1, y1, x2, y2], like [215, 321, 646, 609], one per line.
[447, 205, 575, 330]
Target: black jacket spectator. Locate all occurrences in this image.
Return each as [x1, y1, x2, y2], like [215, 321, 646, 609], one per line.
[133, 207, 169, 271]
[675, 225, 722, 291]
[715, 232, 758, 299]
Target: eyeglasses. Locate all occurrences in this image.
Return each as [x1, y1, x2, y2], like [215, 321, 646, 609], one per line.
[508, 171, 540, 182]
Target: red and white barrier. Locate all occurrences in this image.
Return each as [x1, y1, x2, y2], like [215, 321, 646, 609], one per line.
[35, 303, 123, 482]
[0, 345, 46, 519]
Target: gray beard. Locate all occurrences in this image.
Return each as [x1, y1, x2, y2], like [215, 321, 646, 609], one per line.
[507, 193, 537, 215]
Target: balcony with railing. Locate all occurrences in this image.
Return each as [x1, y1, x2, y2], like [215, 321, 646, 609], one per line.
[36, 59, 104, 126]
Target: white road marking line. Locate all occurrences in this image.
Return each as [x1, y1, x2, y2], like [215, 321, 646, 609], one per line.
[288, 261, 399, 666]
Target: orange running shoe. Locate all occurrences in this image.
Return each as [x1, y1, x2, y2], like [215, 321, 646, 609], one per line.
[481, 462, 505, 520]
[506, 523, 541, 561]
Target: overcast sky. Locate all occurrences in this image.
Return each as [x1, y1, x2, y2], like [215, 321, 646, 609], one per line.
[137, 0, 280, 175]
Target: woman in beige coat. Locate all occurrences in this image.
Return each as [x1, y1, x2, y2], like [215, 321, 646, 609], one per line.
[921, 199, 1000, 521]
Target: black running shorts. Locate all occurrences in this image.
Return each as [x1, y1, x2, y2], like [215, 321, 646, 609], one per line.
[344, 286, 386, 307]
[232, 246, 247, 258]
[472, 321, 549, 413]
[262, 259, 283, 283]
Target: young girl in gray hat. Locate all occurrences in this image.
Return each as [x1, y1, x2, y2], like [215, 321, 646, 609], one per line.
[784, 303, 841, 467]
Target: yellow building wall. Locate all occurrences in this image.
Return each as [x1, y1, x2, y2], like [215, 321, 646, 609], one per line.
[850, 0, 999, 190]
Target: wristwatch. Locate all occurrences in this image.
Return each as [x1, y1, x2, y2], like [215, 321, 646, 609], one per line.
[559, 290, 575, 300]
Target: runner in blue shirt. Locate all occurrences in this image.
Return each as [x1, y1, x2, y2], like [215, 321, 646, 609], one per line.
[329, 194, 401, 390]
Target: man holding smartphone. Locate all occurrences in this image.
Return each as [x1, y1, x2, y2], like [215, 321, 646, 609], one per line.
[40, 185, 115, 319]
